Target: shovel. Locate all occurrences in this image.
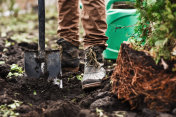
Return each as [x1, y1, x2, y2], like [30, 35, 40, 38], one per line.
[24, 0, 61, 79]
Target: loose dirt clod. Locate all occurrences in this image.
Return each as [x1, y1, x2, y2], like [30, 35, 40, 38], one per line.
[44, 101, 80, 117]
[111, 43, 176, 112]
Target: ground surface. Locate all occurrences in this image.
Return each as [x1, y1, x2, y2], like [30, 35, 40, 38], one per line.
[0, 37, 130, 117]
[0, 11, 176, 117]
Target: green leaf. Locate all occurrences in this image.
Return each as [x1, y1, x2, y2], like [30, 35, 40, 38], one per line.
[33, 90, 37, 95]
[8, 103, 17, 109]
[159, 25, 167, 31]
[155, 40, 165, 48]
[0, 100, 22, 117]
[7, 72, 13, 77]
[0, 61, 5, 65]
[1, 32, 7, 37]
[5, 40, 12, 47]
[10, 64, 24, 73]
[147, 0, 156, 5]
[168, 14, 174, 20]
[76, 74, 83, 81]
[7, 64, 24, 78]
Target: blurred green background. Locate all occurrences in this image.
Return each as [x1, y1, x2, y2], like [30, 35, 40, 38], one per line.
[0, 0, 84, 49]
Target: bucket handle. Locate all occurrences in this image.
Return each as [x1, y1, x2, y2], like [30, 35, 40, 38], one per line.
[106, 0, 135, 10]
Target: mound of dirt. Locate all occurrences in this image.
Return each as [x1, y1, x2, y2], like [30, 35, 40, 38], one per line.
[43, 101, 80, 117]
[111, 43, 176, 112]
[15, 100, 80, 117]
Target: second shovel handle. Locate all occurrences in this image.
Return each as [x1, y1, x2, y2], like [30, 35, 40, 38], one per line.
[38, 0, 45, 51]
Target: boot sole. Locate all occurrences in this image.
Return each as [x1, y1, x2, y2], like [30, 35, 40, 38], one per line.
[82, 82, 101, 90]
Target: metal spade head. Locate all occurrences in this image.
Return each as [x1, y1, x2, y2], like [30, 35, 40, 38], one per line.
[24, 50, 61, 78]
[24, 0, 61, 79]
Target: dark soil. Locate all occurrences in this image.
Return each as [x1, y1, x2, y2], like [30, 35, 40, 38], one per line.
[0, 38, 176, 117]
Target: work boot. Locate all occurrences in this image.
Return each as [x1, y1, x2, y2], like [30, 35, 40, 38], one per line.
[57, 38, 80, 72]
[82, 46, 106, 90]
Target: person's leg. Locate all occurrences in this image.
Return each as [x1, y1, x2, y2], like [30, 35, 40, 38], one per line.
[57, 0, 80, 47]
[81, 0, 108, 49]
[81, 0, 108, 89]
[57, 0, 80, 72]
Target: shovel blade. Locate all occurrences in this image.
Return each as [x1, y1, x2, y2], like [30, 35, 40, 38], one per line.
[24, 50, 61, 78]
[46, 51, 61, 78]
[25, 51, 41, 78]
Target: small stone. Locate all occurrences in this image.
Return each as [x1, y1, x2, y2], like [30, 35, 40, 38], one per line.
[95, 91, 109, 99]
[113, 111, 127, 117]
[15, 105, 32, 113]
[79, 96, 95, 108]
[90, 96, 114, 110]
[158, 113, 173, 117]
[127, 112, 137, 117]
[142, 108, 159, 117]
[79, 109, 95, 117]
[172, 108, 176, 115]
[0, 95, 13, 104]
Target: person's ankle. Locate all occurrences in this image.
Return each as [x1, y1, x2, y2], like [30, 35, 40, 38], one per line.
[57, 38, 80, 72]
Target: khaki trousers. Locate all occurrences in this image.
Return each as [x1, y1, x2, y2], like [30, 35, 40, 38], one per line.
[57, 0, 108, 49]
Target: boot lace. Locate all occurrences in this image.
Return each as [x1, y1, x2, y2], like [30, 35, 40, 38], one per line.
[86, 47, 100, 68]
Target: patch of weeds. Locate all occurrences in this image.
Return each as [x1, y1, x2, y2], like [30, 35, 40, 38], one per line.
[96, 108, 107, 117]
[0, 100, 22, 117]
[33, 90, 37, 96]
[0, 61, 5, 65]
[7, 64, 24, 78]
[3, 48, 8, 52]
[5, 40, 15, 47]
[76, 74, 83, 81]
[8, 100, 22, 109]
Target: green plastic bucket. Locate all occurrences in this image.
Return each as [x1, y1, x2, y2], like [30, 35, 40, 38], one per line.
[103, 0, 138, 59]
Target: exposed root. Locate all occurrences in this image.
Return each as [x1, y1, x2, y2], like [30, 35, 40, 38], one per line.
[111, 43, 176, 112]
